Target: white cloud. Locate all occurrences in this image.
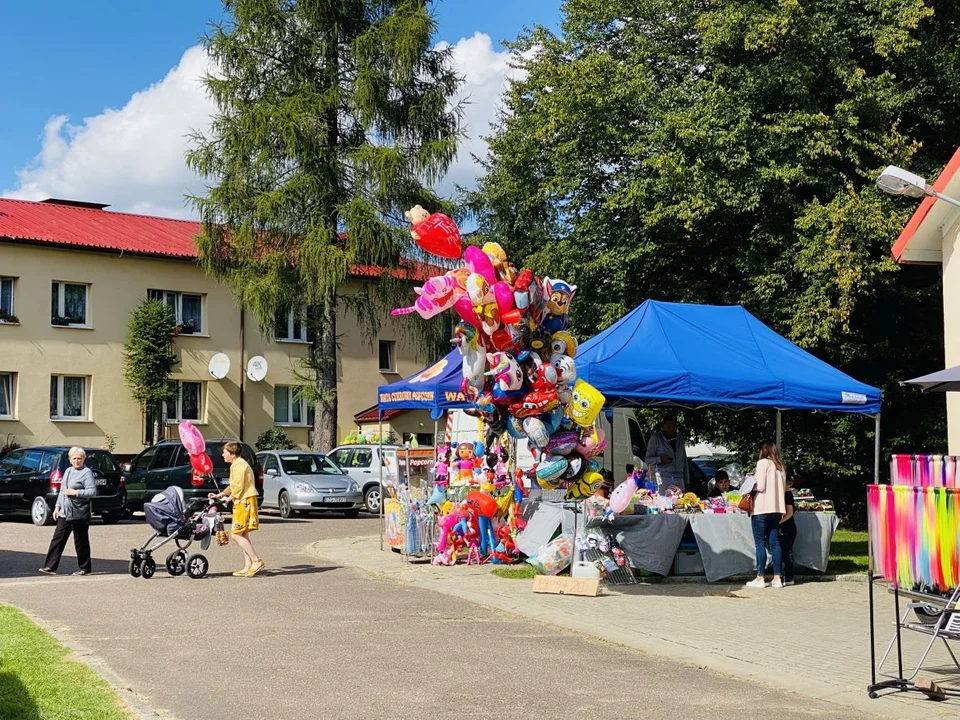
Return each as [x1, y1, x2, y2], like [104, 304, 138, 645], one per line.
[4, 34, 521, 218]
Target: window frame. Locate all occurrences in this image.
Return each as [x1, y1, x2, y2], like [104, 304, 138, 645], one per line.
[50, 374, 89, 421]
[51, 281, 90, 328]
[163, 380, 204, 424]
[379, 340, 395, 373]
[0, 276, 16, 322]
[148, 290, 204, 335]
[273, 385, 314, 426]
[274, 309, 310, 343]
[0, 372, 15, 419]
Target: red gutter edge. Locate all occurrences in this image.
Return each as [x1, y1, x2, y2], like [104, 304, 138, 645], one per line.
[891, 147, 960, 263]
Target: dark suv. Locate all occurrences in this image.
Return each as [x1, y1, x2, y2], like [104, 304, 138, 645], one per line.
[123, 440, 262, 513]
[0, 446, 126, 526]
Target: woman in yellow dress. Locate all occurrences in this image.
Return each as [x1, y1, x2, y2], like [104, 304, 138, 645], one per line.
[209, 442, 265, 577]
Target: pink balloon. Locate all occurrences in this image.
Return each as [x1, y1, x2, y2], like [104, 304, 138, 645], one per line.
[608, 475, 638, 514]
[492, 281, 516, 317]
[453, 294, 481, 329]
[576, 428, 607, 458]
[178, 420, 205, 457]
[464, 246, 496, 285]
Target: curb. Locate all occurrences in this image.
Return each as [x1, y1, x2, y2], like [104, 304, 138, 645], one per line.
[10, 605, 171, 720]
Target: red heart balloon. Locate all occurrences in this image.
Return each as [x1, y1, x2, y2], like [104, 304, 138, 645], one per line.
[412, 213, 462, 259]
[190, 452, 213, 475]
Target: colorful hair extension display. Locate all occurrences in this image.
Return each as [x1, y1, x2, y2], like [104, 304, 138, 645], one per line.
[888, 454, 959, 488]
[867, 484, 959, 590]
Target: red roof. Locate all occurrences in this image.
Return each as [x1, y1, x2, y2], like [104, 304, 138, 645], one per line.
[0, 197, 441, 279]
[354, 406, 406, 423]
[891, 147, 960, 262]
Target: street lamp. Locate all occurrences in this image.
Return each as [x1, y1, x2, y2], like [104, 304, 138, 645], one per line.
[876, 165, 960, 208]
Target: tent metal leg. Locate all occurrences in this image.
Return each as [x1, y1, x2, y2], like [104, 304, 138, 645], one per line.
[776, 409, 781, 447]
[379, 414, 384, 552]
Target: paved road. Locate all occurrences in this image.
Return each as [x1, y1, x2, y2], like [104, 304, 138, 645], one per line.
[0, 511, 868, 719]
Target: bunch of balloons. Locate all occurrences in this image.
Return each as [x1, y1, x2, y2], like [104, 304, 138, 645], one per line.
[396, 207, 608, 498]
[178, 420, 213, 484]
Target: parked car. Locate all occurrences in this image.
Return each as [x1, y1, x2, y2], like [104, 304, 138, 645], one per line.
[328, 444, 402, 514]
[257, 450, 363, 519]
[0, 446, 126, 526]
[123, 439, 262, 513]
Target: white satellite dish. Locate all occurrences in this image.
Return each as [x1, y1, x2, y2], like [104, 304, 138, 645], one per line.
[246, 356, 268, 382]
[208, 353, 231, 380]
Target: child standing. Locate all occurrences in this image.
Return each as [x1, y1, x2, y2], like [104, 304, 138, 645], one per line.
[779, 475, 797, 586]
[210, 442, 265, 577]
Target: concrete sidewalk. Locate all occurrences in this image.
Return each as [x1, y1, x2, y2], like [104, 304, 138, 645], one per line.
[311, 535, 960, 720]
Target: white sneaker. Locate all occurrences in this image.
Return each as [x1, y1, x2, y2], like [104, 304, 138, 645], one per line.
[745, 578, 768, 588]
[783, 580, 795, 587]
[770, 578, 784, 588]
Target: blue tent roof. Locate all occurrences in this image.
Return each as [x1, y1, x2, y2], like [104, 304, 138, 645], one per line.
[377, 350, 473, 412]
[575, 300, 881, 414]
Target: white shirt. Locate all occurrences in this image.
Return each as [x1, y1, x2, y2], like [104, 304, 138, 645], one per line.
[644, 431, 689, 491]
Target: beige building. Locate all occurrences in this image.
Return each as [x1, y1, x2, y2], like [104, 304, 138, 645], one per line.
[890, 147, 960, 453]
[0, 197, 433, 456]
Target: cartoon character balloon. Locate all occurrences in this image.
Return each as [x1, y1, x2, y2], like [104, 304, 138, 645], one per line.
[566, 379, 605, 427]
[406, 205, 462, 259]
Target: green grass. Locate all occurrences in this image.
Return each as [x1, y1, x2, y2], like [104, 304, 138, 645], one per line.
[826, 528, 869, 575]
[491, 564, 537, 580]
[0, 605, 132, 720]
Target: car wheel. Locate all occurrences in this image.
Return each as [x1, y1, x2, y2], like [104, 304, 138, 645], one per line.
[343, 509, 360, 519]
[364, 486, 382, 514]
[278, 491, 292, 519]
[31, 497, 53, 527]
[100, 511, 123, 525]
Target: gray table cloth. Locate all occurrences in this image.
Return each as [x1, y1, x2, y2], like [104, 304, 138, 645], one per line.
[601, 514, 688, 576]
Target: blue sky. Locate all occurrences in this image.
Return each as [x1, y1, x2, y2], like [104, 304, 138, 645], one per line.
[0, 1, 562, 215]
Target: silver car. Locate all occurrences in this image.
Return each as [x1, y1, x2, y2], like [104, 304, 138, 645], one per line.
[257, 450, 363, 519]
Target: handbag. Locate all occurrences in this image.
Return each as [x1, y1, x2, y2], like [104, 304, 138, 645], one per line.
[738, 492, 754, 514]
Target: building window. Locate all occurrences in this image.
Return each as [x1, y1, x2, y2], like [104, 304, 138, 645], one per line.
[274, 309, 311, 343]
[164, 381, 203, 423]
[0, 373, 15, 418]
[51, 282, 89, 326]
[0, 277, 16, 323]
[379, 341, 395, 372]
[50, 375, 88, 420]
[274, 386, 314, 426]
[148, 290, 203, 334]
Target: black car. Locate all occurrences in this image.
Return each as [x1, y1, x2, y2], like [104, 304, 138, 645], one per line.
[0, 446, 126, 526]
[123, 439, 262, 513]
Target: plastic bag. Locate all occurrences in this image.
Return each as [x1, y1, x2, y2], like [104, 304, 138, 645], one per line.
[526, 533, 574, 575]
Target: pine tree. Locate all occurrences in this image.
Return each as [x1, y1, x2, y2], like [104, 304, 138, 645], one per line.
[188, 0, 462, 450]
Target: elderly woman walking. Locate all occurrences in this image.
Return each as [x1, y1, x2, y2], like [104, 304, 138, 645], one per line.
[39, 447, 97, 576]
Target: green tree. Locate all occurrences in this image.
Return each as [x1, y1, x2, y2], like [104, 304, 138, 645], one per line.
[469, 0, 959, 503]
[122, 299, 178, 445]
[188, 0, 462, 451]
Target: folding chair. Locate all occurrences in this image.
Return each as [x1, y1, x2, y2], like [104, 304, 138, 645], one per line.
[878, 585, 960, 683]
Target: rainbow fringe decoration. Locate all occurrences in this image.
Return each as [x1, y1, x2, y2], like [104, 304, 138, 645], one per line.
[888, 454, 960, 487]
[868, 484, 959, 590]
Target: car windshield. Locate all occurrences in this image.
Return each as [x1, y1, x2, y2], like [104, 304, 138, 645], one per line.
[279, 454, 343, 476]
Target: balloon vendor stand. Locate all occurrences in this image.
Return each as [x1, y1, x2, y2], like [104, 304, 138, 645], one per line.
[866, 483, 960, 700]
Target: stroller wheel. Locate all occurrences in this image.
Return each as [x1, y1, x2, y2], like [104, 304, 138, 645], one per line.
[166, 550, 188, 576]
[128, 558, 142, 578]
[141, 557, 157, 579]
[186, 554, 209, 579]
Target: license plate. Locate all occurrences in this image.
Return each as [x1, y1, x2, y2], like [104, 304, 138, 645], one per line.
[324, 499, 348, 505]
[95, 478, 107, 486]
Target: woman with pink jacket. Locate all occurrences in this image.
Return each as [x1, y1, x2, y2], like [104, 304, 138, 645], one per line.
[745, 442, 786, 589]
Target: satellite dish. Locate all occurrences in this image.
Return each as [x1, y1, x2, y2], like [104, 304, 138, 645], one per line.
[208, 353, 231, 380]
[246, 356, 268, 382]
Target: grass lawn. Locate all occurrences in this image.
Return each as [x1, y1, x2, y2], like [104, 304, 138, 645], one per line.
[826, 528, 869, 575]
[0, 605, 132, 720]
[491, 564, 537, 580]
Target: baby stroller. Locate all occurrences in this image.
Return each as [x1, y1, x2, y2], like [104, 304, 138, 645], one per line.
[129, 486, 225, 579]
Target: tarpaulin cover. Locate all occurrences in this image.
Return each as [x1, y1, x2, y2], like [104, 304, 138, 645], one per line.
[377, 350, 474, 412]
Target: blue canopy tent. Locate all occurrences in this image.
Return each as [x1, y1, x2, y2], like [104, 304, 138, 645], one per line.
[575, 300, 882, 486]
[377, 349, 473, 416]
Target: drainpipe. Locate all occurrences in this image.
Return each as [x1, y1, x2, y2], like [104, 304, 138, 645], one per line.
[239, 307, 245, 442]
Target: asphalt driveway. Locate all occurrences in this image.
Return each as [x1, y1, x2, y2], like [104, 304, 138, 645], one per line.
[0, 511, 866, 719]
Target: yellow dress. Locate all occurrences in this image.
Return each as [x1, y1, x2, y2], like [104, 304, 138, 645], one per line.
[227, 458, 259, 534]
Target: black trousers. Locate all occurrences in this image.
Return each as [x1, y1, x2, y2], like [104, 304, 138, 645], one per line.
[43, 517, 92, 572]
[779, 520, 797, 582]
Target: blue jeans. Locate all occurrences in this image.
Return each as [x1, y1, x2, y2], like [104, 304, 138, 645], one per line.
[751, 513, 783, 577]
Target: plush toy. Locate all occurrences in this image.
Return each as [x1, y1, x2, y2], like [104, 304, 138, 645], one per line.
[406, 205, 462, 259]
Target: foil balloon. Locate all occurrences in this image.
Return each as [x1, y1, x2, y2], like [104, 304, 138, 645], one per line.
[178, 420, 205, 457]
[545, 431, 578, 456]
[406, 205, 462, 259]
[522, 417, 550, 448]
[567, 379, 605, 427]
[536, 454, 568, 488]
[565, 471, 604, 500]
[464, 245, 497, 285]
[189, 452, 213, 475]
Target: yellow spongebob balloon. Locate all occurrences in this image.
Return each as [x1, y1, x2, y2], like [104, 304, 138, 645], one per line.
[567, 379, 605, 427]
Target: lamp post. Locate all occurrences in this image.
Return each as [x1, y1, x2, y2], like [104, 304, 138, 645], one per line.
[876, 165, 960, 208]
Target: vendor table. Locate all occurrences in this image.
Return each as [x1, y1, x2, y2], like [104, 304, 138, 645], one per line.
[519, 501, 838, 581]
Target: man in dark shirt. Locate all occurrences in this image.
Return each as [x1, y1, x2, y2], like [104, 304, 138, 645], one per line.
[707, 470, 730, 498]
